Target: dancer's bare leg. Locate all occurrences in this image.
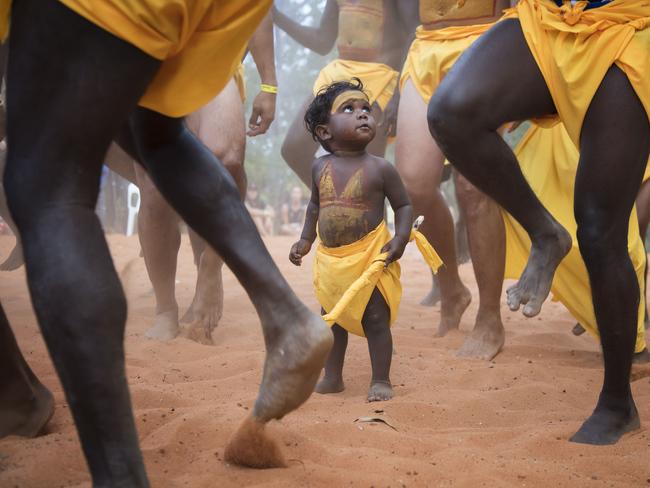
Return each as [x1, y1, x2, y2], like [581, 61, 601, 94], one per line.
[428, 19, 647, 444]
[396, 79, 471, 337]
[6, 2, 161, 483]
[570, 65, 650, 444]
[122, 107, 332, 423]
[429, 20, 570, 320]
[181, 80, 246, 342]
[134, 164, 182, 341]
[0, 301, 54, 438]
[454, 172, 505, 360]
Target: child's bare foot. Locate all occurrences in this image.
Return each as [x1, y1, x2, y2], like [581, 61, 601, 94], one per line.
[506, 224, 571, 317]
[314, 376, 344, 394]
[570, 395, 639, 445]
[0, 382, 54, 438]
[436, 286, 471, 337]
[253, 311, 333, 422]
[367, 381, 393, 402]
[145, 309, 179, 341]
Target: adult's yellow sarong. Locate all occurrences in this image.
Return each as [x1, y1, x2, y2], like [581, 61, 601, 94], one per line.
[313, 59, 399, 111]
[314, 221, 443, 337]
[508, 0, 650, 146]
[503, 124, 647, 353]
[1, 1, 270, 117]
[400, 23, 493, 103]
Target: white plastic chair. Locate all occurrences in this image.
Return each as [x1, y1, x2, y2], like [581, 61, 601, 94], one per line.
[126, 183, 140, 236]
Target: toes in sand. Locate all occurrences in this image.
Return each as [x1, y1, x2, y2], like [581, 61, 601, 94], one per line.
[367, 381, 393, 402]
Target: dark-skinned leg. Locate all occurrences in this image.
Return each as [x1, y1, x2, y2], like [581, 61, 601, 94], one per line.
[6, 1, 161, 484]
[571, 65, 650, 445]
[454, 173, 505, 361]
[362, 288, 393, 402]
[125, 108, 332, 422]
[0, 301, 54, 438]
[428, 19, 571, 319]
[315, 319, 347, 394]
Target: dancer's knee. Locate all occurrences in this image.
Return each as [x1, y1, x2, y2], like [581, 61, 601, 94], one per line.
[428, 83, 483, 145]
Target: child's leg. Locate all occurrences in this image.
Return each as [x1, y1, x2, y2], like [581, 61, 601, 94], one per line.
[362, 288, 393, 402]
[315, 320, 347, 394]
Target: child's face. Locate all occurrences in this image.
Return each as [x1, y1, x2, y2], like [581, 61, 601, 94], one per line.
[319, 96, 376, 151]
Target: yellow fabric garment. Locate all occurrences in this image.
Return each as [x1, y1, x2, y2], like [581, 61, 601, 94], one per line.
[313, 59, 399, 111]
[503, 124, 647, 353]
[233, 63, 246, 103]
[315, 221, 443, 337]
[0, 0, 270, 117]
[508, 0, 650, 146]
[400, 23, 493, 103]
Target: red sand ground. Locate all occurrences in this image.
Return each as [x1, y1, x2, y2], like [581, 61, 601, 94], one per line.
[1, 234, 649, 487]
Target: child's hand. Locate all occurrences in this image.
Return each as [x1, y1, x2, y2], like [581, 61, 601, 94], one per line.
[381, 236, 408, 267]
[289, 238, 312, 266]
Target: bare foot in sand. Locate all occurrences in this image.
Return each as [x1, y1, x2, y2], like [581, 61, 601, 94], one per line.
[252, 311, 333, 422]
[367, 381, 393, 402]
[570, 395, 639, 445]
[0, 244, 23, 271]
[145, 309, 179, 341]
[456, 318, 505, 361]
[0, 382, 54, 438]
[506, 225, 571, 317]
[181, 249, 224, 335]
[436, 286, 471, 337]
[314, 376, 345, 394]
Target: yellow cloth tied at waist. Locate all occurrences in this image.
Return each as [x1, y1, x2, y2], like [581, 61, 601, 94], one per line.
[313, 59, 399, 111]
[400, 23, 494, 103]
[503, 124, 647, 353]
[315, 221, 443, 337]
[507, 0, 650, 146]
[0, 0, 270, 117]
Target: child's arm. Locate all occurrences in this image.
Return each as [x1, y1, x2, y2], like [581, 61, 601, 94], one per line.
[289, 162, 321, 266]
[380, 160, 414, 266]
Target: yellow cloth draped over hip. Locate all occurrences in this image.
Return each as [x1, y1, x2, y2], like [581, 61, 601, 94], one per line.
[314, 221, 443, 337]
[507, 0, 650, 146]
[503, 124, 648, 353]
[0, 1, 270, 117]
[313, 59, 399, 111]
[400, 23, 493, 103]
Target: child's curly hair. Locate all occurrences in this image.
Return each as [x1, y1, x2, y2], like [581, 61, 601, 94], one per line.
[304, 78, 366, 151]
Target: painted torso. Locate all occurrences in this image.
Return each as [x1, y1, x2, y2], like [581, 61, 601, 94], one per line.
[317, 158, 384, 247]
[419, 0, 501, 26]
[336, 0, 385, 61]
